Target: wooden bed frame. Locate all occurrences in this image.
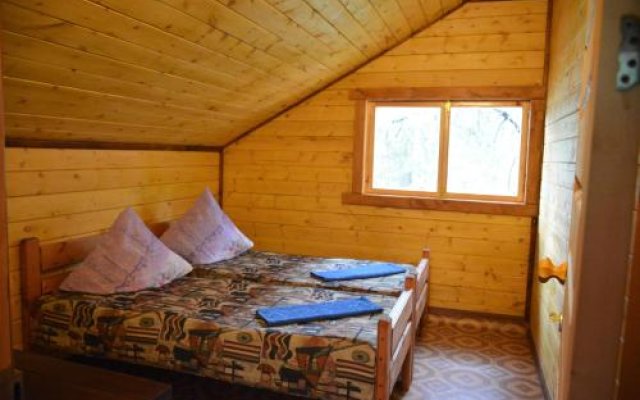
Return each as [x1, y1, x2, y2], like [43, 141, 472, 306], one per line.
[19, 228, 430, 399]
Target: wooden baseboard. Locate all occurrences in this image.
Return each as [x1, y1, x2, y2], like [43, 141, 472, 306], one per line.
[428, 307, 527, 323]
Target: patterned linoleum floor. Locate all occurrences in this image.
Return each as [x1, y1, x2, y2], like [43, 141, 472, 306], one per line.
[396, 314, 544, 400]
[78, 314, 545, 399]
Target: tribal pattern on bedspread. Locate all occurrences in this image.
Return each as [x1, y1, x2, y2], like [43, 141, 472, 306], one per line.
[32, 277, 397, 400]
[192, 251, 415, 297]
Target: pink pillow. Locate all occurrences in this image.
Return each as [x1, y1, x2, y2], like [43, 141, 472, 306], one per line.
[59, 208, 192, 294]
[160, 188, 253, 264]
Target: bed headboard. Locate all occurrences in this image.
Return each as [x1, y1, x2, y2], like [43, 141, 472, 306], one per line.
[19, 222, 170, 348]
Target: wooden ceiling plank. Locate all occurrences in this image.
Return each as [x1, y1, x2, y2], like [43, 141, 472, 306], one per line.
[4, 1, 298, 100]
[264, 0, 366, 60]
[2, 32, 268, 110]
[3, 79, 242, 134]
[0, 0, 485, 147]
[158, 0, 329, 76]
[6, 0, 266, 86]
[215, 0, 351, 69]
[222, 0, 474, 149]
[418, 0, 446, 21]
[2, 28, 308, 115]
[4, 76, 247, 124]
[337, 0, 396, 49]
[2, 5, 261, 97]
[395, 0, 429, 32]
[94, 0, 282, 69]
[72, 0, 335, 99]
[440, 0, 464, 12]
[370, 0, 413, 40]
[154, 0, 332, 92]
[82, 0, 286, 82]
[88, 0, 326, 85]
[3, 56, 261, 119]
[304, 0, 383, 57]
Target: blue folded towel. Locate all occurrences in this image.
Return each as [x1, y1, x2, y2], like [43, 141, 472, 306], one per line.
[257, 297, 383, 326]
[311, 263, 406, 282]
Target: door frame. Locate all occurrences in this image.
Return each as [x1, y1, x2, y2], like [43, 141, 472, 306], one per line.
[0, 20, 12, 374]
[559, 0, 640, 398]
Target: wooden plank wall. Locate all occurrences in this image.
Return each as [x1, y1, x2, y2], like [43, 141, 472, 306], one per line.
[5, 148, 220, 348]
[224, 0, 549, 317]
[530, 0, 589, 397]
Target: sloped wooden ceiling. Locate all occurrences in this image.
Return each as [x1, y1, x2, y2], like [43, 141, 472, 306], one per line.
[0, 0, 464, 147]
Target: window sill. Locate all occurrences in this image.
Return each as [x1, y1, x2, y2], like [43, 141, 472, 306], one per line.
[342, 192, 539, 217]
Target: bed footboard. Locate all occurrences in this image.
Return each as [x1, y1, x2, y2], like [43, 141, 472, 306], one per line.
[375, 289, 415, 399]
[403, 248, 430, 334]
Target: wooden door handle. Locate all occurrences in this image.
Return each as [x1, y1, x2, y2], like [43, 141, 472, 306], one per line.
[538, 258, 568, 284]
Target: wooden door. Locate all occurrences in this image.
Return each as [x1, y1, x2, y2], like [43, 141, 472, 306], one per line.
[558, 0, 640, 398]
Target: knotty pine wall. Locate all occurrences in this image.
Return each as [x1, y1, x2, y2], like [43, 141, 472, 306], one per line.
[530, 0, 590, 397]
[6, 148, 219, 348]
[224, 0, 549, 317]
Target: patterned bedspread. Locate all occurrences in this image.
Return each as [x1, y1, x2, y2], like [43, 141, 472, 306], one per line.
[192, 251, 415, 297]
[33, 277, 397, 400]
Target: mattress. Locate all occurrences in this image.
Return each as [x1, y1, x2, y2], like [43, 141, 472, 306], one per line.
[32, 277, 397, 400]
[192, 250, 415, 297]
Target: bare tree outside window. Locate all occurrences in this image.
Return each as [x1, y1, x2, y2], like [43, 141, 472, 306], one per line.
[366, 101, 526, 201]
[447, 106, 523, 197]
[372, 106, 440, 192]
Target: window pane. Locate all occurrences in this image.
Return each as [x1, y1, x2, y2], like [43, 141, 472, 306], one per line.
[447, 106, 523, 197]
[371, 106, 441, 192]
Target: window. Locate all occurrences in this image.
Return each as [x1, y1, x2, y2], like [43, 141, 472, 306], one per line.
[345, 88, 544, 216]
[367, 101, 527, 201]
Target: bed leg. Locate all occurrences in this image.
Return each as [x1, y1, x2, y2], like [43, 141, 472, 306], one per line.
[20, 237, 42, 351]
[399, 339, 414, 392]
[375, 316, 391, 400]
[401, 275, 417, 392]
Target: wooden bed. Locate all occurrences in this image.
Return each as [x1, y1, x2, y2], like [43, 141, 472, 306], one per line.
[19, 230, 426, 400]
[19, 222, 431, 335]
